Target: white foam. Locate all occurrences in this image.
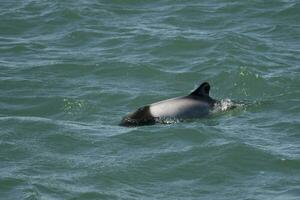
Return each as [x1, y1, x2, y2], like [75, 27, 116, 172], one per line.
[212, 99, 243, 113]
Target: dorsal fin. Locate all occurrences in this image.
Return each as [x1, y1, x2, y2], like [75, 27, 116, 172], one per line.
[190, 82, 210, 97]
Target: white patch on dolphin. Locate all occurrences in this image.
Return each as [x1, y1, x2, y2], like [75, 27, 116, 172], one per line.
[149, 97, 210, 118]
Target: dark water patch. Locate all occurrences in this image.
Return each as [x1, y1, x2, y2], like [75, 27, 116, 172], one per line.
[150, 36, 214, 59]
[0, 176, 28, 200]
[272, 2, 300, 22]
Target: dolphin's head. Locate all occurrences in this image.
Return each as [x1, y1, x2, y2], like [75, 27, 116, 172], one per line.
[120, 105, 156, 126]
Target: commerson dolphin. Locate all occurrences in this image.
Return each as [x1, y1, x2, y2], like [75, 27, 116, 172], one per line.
[120, 82, 218, 126]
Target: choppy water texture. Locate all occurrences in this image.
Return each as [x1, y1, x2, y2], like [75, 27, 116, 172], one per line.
[1, 1, 300, 199]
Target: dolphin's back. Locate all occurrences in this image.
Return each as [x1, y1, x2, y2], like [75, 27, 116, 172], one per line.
[149, 96, 210, 119]
[120, 82, 216, 126]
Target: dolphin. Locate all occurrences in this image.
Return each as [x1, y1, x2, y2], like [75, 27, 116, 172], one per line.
[120, 82, 217, 126]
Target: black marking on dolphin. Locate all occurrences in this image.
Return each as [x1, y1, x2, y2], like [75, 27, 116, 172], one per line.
[120, 82, 217, 127]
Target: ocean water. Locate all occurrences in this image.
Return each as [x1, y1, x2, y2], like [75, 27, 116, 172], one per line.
[0, 0, 300, 199]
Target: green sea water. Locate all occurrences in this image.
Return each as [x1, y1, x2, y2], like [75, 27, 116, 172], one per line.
[0, 1, 300, 199]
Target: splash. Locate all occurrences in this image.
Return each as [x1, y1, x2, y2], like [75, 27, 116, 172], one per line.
[157, 117, 180, 125]
[212, 99, 245, 113]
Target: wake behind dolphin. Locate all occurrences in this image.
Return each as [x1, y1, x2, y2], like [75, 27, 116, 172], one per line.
[120, 82, 238, 126]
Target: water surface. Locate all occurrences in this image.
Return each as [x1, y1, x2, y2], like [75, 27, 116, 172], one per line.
[0, 1, 300, 199]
